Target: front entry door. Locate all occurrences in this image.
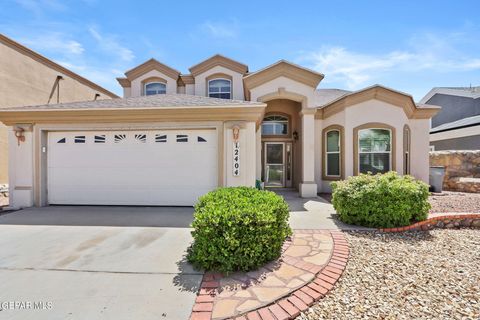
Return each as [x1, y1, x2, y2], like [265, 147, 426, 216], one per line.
[264, 142, 293, 187]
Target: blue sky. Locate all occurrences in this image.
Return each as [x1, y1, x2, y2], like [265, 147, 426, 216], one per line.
[2, 0, 479, 100]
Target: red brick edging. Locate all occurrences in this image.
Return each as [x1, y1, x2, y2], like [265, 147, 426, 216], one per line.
[379, 213, 480, 232]
[190, 230, 349, 320]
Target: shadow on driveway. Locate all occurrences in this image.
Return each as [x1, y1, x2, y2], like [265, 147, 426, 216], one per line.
[0, 205, 194, 228]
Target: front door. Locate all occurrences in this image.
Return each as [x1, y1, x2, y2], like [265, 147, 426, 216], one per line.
[264, 142, 293, 187]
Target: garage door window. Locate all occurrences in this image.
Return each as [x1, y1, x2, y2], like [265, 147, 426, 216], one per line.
[94, 135, 106, 143]
[74, 136, 86, 143]
[57, 138, 66, 143]
[177, 135, 188, 142]
[114, 134, 127, 143]
[198, 136, 207, 142]
[155, 134, 167, 143]
[135, 134, 147, 143]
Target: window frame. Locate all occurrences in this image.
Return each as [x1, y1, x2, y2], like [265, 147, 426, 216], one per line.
[353, 123, 396, 175]
[261, 114, 290, 137]
[144, 82, 167, 96]
[322, 124, 344, 180]
[403, 124, 411, 175]
[207, 78, 232, 99]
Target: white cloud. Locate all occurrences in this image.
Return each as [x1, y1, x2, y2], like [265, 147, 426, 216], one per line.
[300, 32, 480, 90]
[20, 32, 84, 55]
[15, 0, 66, 15]
[88, 26, 134, 62]
[200, 20, 238, 39]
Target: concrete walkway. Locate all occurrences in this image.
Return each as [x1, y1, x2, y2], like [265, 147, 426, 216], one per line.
[0, 206, 200, 320]
[274, 189, 371, 230]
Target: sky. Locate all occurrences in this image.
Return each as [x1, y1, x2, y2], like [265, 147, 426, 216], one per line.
[1, 0, 480, 100]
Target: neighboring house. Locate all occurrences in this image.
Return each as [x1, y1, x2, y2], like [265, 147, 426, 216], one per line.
[0, 54, 440, 208]
[420, 86, 480, 150]
[0, 33, 118, 184]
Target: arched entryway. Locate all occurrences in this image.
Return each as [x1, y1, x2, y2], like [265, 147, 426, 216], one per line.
[260, 99, 302, 188]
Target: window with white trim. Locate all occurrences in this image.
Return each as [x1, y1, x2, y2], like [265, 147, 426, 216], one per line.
[358, 128, 391, 174]
[261, 115, 289, 136]
[325, 130, 341, 177]
[208, 79, 231, 99]
[144, 82, 166, 96]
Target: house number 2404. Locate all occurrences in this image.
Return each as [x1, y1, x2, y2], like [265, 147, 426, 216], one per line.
[233, 141, 240, 176]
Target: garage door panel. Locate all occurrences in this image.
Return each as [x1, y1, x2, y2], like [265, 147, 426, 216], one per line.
[48, 129, 218, 206]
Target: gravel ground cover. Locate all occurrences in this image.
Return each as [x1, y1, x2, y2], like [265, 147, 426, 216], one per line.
[320, 191, 480, 214]
[429, 191, 480, 213]
[298, 229, 480, 320]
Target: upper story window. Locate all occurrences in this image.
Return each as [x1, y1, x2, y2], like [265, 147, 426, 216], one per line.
[144, 82, 166, 96]
[358, 128, 392, 174]
[261, 115, 289, 136]
[208, 79, 231, 99]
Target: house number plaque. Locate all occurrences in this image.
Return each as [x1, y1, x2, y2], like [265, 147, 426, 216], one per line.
[233, 126, 240, 176]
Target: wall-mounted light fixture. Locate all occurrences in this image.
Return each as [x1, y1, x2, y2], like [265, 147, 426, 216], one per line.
[293, 130, 299, 141]
[14, 127, 25, 146]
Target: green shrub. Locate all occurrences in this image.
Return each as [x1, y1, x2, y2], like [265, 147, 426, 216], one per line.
[331, 172, 430, 228]
[187, 187, 291, 273]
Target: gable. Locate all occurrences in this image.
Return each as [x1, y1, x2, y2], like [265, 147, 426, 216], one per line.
[243, 60, 324, 91]
[189, 54, 248, 77]
[124, 58, 180, 81]
[317, 85, 441, 120]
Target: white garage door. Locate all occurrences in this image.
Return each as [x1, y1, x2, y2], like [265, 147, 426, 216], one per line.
[47, 129, 218, 206]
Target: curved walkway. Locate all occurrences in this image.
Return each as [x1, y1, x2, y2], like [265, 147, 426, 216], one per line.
[190, 230, 349, 320]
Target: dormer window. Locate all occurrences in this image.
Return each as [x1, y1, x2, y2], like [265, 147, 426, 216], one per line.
[208, 79, 231, 99]
[144, 82, 166, 96]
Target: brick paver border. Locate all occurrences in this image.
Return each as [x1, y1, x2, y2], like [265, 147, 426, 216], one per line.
[190, 230, 349, 320]
[379, 213, 480, 232]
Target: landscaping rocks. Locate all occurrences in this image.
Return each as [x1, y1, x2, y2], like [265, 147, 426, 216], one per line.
[298, 229, 480, 320]
[429, 191, 480, 213]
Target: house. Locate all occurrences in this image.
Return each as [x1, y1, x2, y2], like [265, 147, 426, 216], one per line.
[420, 86, 480, 150]
[0, 33, 118, 185]
[0, 54, 440, 208]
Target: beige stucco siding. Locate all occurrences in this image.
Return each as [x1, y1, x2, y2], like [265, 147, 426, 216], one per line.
[0, 40, 114, 183]
[316, 99, 431, 192]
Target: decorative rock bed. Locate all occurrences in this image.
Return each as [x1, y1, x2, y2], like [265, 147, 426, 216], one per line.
[379, 213, 480, 232]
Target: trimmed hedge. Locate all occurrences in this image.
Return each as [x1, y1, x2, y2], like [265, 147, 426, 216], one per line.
[187, 187, 291, 273]
[331, 172, 430, 228]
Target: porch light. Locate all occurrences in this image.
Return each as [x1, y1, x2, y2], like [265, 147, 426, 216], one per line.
[293, 130, 299, 141]
[14, 127, 25, 146]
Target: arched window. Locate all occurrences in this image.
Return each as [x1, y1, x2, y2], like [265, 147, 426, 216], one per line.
[144, 82, 166, 95]
[208, 79, 231, 99]
[261, 115, 289, 136]
[322, 125, 344, 180]
[403, 125, 411, 175]
[354, 123, 396, 175]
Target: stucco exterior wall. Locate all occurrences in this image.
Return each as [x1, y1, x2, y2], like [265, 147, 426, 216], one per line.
[0, 41, 114, 184]
[249, 77, 316, 108]
[316, 99, 430, 192]
[129, 70, 177, 97]
[194, 66, 245, 100]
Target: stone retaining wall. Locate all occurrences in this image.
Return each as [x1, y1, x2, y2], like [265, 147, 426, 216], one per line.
[430, 151, 480, 193]
[0, 184, 7, 197]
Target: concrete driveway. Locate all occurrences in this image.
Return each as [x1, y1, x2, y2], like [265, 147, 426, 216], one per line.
[0, 206, 201, 320]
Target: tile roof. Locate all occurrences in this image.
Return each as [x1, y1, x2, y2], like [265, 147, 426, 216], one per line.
[0, 94, 265, 111]
[314, 89, 351, 107]
[430, 114, 480, 133]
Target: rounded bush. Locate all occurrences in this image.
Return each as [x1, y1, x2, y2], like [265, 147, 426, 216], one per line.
[187, 187, 291, 273]
[331, 172, 430, 228]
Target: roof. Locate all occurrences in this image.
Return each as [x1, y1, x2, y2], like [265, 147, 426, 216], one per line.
[0, 33, 119, 99]
[420, 86, 480, 104]
[314, 89, 351, 107]
[244, 60, 324, 91]
[430, 114, 480, 133]
[0, 93, 265, 111]
[316, 84, 441, 119]
[189, 54, 248, 76]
